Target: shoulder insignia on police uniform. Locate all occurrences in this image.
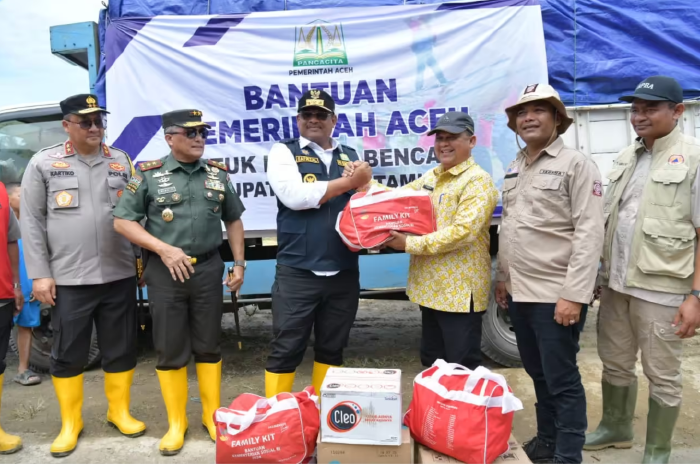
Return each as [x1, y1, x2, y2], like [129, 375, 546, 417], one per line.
[206, 159, 227, 171]
[139, 160, 163, 171]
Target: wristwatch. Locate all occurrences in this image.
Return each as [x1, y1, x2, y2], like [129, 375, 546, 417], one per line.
[690, 290, 700, 300]
[234, 260, 247, 270]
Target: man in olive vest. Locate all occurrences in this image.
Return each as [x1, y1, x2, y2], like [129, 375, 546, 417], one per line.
[585, 76, 700, 464]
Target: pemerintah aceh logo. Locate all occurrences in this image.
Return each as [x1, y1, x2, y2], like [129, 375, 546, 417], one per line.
[293, 20, 349, 67]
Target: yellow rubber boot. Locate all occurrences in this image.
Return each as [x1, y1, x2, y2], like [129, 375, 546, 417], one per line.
[0, 374, 22, 455]
[157, 367, 189, 456]
[105, 370, 146, 437]
[264, 371, 295, 398]
[312, 362, 337, 396]
[50, 375, 85, 458]
[196, 361, 221, 442]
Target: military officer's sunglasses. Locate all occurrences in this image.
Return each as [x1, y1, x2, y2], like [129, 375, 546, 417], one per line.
[300, 111, 332, 121]
[67, 117, 106, 130]
[167, 128, 210, 139]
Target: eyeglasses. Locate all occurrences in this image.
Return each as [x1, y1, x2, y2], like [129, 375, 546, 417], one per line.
[66, 118, 106, 130]
[300, 111, 332, 121]
[167, 128, 210, 139]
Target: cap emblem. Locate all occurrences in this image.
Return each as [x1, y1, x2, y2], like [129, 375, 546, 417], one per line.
[306, 89, 325, 107]
[86, 96, 97, 108]
[190, 110, 202, 116]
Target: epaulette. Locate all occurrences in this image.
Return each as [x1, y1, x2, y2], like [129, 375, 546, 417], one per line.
[33, 143, 63, 157]
[139, 160, 163, 171]
[207, 159, 227, 170]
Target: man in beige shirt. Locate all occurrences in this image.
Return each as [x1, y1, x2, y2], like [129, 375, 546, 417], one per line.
[495, 84, 604, 464]
[585, 76, 700, 464]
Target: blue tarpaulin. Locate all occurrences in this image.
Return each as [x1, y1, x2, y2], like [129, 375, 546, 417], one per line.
[97, 0, 700, 107]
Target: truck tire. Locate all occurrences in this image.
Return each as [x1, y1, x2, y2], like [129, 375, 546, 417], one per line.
[9, 309, 102, 373]
[481, 259, 522, 368]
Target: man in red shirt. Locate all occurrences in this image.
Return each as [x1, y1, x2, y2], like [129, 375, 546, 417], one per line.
[0, 177, 24, 454]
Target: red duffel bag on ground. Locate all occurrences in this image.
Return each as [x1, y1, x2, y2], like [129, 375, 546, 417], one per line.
[336, 185, 436, 251]
[214, 387, 319, 464]
[404, 360, 524, 464]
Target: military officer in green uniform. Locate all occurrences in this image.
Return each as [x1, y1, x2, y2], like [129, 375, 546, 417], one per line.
[113, 109, 246, 456]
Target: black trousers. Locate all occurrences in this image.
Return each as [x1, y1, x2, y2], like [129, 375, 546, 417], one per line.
[507, 296, 588, 464]
[420, 304, 483, 370]
[144, 252, 224, 370]
[266, 265, 360, 373]
[51, 277, 138, 378]
[0, 302, 13, 375]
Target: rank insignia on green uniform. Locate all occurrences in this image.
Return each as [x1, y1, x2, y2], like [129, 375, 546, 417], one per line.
[156, 197, 166, 203]
[339, 153, 350, 161]
[205, 179, 225, 192]
[158, 187, 177, 195]
[139, 160, 163, 171]
[172, 193, 181, 202]
[207, 159, 226, 171]
[125, 175, 142, 193]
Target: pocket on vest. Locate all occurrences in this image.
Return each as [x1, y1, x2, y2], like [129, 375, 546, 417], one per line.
[279, 219, 307, 256]
[649, 169, 687, 207]
[637, 217, 695, 279]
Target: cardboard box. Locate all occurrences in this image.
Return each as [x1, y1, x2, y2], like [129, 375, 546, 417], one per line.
[320, 368, 403, 446]
[415, 435, 532, 464]
[325, 368, 402, 380]
[317, 427, 414, 464]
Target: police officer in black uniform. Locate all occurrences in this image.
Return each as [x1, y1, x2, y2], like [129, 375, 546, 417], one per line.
[113, 109, 246, 456]
[265, 89, 372, 397]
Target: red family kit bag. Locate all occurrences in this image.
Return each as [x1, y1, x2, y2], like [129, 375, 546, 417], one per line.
[336, 185, 436, 251]
[214, 387, 320, 464]
[404, 360, 524, 464]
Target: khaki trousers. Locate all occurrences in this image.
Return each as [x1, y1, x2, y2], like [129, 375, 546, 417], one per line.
[598, 287, 683, 407]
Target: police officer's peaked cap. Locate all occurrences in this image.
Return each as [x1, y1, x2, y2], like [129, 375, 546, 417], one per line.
[60, 94, 109, 116]
[619, 76, 684, 104]
[505, 84, 573, 135]
[161, 109, 212, 129]
[298, 89, 335, 113]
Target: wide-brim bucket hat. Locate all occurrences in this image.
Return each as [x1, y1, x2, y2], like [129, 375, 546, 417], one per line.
[505, 83, 573, 135]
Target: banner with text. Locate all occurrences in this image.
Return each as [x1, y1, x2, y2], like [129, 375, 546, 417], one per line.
[106, 0, 547, 232]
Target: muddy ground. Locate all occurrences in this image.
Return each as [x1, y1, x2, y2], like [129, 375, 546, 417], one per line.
[1, 300, 699, 463]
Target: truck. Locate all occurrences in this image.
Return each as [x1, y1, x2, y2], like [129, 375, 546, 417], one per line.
[2, 0, 698, 372]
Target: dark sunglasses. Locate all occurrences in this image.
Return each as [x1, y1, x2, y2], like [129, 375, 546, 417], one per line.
[67, 118, 106, 130]
[300, 111, 332, 121]
[167, 128, 210, 139]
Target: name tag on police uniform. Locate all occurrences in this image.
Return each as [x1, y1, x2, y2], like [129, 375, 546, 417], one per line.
[205, 179, 225, 192]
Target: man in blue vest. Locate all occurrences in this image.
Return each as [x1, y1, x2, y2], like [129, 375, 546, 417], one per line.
[265, 89, 372, 397]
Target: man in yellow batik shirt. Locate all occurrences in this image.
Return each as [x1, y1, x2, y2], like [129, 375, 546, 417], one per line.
[345, 112, 498, 369]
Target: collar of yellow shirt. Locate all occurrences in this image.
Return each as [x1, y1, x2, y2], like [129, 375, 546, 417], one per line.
[434, 156, 476, 177]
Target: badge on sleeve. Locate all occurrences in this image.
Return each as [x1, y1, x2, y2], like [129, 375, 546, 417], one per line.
[226, 174, 235, 194]
[593, 180, 603, 197]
